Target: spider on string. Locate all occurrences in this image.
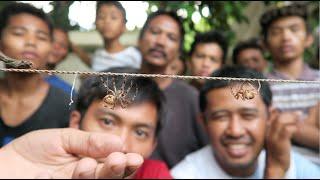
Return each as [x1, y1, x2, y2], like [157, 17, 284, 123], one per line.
[230, 80, 261, 101]
[0, 51, 33, 69]
[100, 75, 138, 109]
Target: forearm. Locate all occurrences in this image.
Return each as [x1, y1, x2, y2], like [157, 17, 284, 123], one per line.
[70, 43, 92, 67]
[293, 123, 319, 150]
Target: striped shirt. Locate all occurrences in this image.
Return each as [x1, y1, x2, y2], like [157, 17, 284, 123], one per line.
[267, 64, 320, 164]
[267, 64, 320, 114]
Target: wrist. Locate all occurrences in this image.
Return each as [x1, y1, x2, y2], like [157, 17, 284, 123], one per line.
[0, 147, 14, 178]
[0, 145, 38, 178]
[264, 165, 286, 179]
[264, 156, 288, 179]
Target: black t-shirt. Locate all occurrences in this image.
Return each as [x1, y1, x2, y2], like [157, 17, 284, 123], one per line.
[0, 86, 72, 147]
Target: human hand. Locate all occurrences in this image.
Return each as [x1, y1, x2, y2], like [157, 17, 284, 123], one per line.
[264, 110, 298, 178]
[0, 128, 144, 179]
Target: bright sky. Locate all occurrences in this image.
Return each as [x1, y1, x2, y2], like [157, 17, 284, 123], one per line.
[20, 1, 150, 31]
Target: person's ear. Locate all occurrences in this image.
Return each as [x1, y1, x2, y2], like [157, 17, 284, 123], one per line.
[152, 139, 157, 153]
[198, 113, 208, 133]
[305, 34, 314, 48]
[69, 111, 82, 129]
[267, 106, 279, 126]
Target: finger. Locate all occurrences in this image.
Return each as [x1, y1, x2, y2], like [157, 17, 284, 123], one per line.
[72, 158, 98, 179]
[280, 124, 298, 139]
[271, 112, 298, 137]
[60, 128, 123, 159]
[96, 152, 127, 179]
[124, 153, 144, 178]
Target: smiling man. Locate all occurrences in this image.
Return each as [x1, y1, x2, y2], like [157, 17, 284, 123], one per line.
[171, 66, 320, 179]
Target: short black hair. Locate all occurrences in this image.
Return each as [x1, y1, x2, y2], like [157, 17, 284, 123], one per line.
[139, 10, 185, 52]
[190, 30, 228, 64]
[76, 67, 166, 137]
[0, 2, 53, 39]
[232, 38, 264, 65]
[260, 4, 311, 41]
[199, 66, 272, 113]
[96, 1, 127, 23]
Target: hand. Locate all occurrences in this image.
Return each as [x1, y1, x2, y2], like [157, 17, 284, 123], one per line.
[264, 110, 298, 178]
[0, 128, 144, 179]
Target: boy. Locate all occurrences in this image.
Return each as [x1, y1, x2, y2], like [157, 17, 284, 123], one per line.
[75, 1, 141, 71]
[188, 30, 228, 90]
[260, 4, 319, 163]
[232, 38, 269, 73]
[45, 27, 74, 94]
[0, 3, 70, 147]
[69, 71, 172, 179]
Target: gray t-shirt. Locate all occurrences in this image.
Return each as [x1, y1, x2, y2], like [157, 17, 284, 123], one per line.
[151, 80, 209, 168]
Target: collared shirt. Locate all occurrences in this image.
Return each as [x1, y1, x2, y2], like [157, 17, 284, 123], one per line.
[171, 145, 320, 179]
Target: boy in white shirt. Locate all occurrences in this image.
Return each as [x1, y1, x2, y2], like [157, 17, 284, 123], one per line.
[75, 1, 141, 71]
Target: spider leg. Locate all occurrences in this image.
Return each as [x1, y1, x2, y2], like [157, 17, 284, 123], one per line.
[121, 75, 127, 93]
[132, 85, 138, 101]
[119, 99, 129, 109]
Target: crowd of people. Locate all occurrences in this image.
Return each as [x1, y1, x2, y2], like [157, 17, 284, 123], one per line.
[0, 1, 319, 179]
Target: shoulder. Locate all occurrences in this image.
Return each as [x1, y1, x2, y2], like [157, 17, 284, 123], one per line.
[171, 146, 211, 179]
[47, 85, 71, 105]
[122, 46, 142, 60]
[92, 48, 107, 58]
[125, 46, 140, 54]
[135, 159, 172, 179]
[291, 151, 320, 178]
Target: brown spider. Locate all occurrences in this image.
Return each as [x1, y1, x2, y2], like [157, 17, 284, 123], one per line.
[0, 51, 33, 69]
[230, 81, 261, 100]
[100, 76, 138, 109]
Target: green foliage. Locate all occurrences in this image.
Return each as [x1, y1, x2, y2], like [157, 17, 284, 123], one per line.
[49, 1, 79, 30]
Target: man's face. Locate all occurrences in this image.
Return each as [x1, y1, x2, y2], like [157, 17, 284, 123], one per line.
[70, 100, 158, 159]
[237, 48, 267, 73]
[266, 16, 312, 63]
[48, 29, 69, 66]
[189, 43, 223, 77]
[0, 13, 52, 69]
[95, 5, 125, 41]
[203, 86, 267, 171]
[139, 15, 181, 68]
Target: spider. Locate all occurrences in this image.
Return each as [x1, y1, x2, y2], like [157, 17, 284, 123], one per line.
[230, 81, 261, 100]
[100, 76, 138, 109]
[0, 51, 33, 69]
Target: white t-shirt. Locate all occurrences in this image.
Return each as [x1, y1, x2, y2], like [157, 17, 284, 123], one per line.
[91, 46, 142, 71]
[171, 145, 320, 179]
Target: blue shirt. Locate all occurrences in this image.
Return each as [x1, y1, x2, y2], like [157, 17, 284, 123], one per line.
[45, 75, 76, 95]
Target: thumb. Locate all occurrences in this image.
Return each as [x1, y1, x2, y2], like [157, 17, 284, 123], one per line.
[60, 128, 124, 159]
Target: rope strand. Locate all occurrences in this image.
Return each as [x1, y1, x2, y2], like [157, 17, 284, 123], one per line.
[1, 68, 320, 84]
